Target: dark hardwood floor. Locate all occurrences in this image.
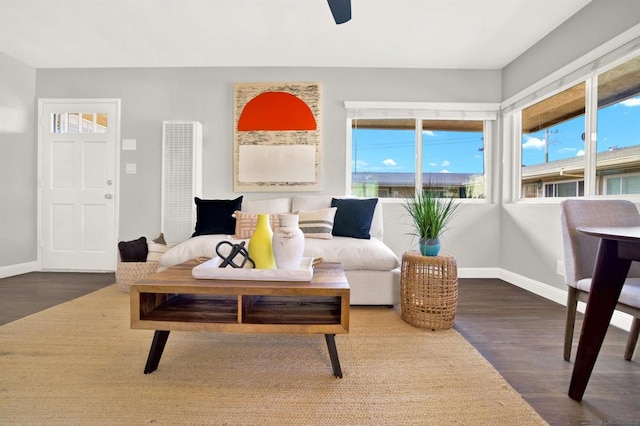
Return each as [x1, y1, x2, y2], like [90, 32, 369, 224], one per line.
[0, 271, 115, 326]
[456, 278, 640, 426]
[0, 273, 638, 425]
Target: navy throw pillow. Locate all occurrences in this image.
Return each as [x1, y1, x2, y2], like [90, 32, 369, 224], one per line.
[192, 196, 243, 237]
[331, 198, 378, 240]
[118, 236, 148, 262]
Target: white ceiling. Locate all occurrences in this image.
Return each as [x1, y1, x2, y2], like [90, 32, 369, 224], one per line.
[0, 0, 592, 69]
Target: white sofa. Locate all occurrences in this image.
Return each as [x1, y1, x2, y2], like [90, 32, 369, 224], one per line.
[159, 195, 401, 306]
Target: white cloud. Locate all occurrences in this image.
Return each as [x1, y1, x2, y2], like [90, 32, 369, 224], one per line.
[576, 150, 585, 156]
[382, 158, 396, 166]
[440, 169, 451, 173]
[441, 160, 450, 167]
[523, 137, 545, 150]
[424, 130, 435, 136]
[429, 162, 437, 167]
[558, 147, 576, 153]
[621, 97, 640, 107]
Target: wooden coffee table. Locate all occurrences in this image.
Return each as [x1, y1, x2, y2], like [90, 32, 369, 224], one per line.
[130, 260, 350, 377]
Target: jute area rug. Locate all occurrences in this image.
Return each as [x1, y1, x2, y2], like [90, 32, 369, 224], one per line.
[0, 285, 546, 425]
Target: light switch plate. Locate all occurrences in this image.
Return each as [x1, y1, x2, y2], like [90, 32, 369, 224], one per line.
[122, 139, 137, 150]
[125, 163, 137, 174]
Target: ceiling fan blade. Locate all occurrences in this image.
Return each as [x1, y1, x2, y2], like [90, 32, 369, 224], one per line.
[327, 0, 351, 24]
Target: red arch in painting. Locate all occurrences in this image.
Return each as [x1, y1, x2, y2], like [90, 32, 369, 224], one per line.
[238, 91, 316, 131]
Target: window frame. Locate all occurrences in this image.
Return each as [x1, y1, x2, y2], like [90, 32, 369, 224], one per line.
[344, 101, 499, 203]
[505, 43, 640, 203]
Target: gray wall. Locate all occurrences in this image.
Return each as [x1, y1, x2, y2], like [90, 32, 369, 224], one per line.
[502, 0, 640, 100]
[35, 67, 503, 271]
[0, 52, 36, 268]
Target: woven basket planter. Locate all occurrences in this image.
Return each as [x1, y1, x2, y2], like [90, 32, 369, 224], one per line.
[400, 251, 458, 330]
[115, 261, 159, 293]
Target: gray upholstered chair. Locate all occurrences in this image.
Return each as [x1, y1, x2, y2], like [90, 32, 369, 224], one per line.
[560, 199, 640, 361]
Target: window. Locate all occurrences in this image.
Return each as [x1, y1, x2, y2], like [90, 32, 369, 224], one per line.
[604, 173, 640, 195]
[516, 53, 640, 199]
[544, 180, 584, 197]
[521, 82, 586, 198]
[346, 103, 497, 199]
[51, 112, 108, 134]
[595, 56, 640, 195]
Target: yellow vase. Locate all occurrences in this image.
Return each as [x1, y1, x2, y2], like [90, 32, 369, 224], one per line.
[248, 214, 276, 269]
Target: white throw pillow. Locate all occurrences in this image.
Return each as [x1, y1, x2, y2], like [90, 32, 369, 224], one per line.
[147, 241, 169, 262]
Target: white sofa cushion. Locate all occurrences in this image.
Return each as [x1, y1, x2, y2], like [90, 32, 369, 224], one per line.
[291, 195, 332, 211]
[302, 236, 399, 271]
[160, 233, 400, 272]
[242, 197, 291, 213]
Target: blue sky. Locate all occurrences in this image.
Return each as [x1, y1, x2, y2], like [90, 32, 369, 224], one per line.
[352, 127, 484, 174]
[522, 97, 640, 166]
[352, 96, 640, 174]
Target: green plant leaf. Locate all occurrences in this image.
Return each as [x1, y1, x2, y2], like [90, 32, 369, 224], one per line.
[403, 190, 461, 240]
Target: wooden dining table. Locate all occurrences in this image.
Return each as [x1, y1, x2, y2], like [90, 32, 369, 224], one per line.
[570, 225, 640, 400]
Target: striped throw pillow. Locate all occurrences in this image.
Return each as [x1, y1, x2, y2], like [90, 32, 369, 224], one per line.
[296, 207, 337, 239]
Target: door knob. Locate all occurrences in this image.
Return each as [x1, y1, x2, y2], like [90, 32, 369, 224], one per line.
[105, 194, 113, 199]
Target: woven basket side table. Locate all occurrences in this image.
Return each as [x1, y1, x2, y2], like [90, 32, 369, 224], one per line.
[400, 251, 458, 330]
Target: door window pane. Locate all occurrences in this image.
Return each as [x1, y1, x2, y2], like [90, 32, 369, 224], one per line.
[51, 112, 108, 134]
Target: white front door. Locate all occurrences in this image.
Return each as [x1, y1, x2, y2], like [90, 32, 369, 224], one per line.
[39, 99, 120, 271]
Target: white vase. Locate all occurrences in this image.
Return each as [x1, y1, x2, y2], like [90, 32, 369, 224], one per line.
[272, 214, 305, 269]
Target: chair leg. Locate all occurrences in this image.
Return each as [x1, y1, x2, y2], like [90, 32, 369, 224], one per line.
[624, 317, 640, 361]
[564, 287, 579, 361]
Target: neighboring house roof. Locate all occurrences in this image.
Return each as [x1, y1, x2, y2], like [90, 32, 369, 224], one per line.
[522, 145, 640, 179]
[352, 172, 480, 186]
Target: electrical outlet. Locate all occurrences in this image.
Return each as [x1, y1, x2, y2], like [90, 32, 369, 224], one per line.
[557, 260, 565, 276]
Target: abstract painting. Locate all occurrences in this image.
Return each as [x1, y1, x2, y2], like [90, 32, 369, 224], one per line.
[233, 82, 321, 192]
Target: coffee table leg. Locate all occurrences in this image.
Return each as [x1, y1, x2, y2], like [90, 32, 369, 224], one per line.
[325, 334, 343, 378]
[144, 330, 170, 374]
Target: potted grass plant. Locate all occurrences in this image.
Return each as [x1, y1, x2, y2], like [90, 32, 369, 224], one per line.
[404, 190, 460, 256]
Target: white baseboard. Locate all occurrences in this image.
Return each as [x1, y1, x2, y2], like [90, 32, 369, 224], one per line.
[498, 269, 633, 332]
[0, 261, 38, 279]
[458, 267, 632, 331]
[458, 267, 500, 278]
